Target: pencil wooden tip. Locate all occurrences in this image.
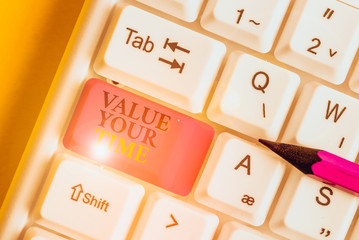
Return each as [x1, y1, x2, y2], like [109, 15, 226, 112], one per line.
[258, 139, 277, 149]
[258, 139, 321, 174]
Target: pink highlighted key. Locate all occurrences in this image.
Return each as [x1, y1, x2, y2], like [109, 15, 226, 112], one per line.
[63, 79, 214, 196]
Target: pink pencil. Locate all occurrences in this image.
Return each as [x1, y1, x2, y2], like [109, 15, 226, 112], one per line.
[259, 139, 359, 194]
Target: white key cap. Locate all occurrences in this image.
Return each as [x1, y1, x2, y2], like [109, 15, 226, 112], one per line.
[24, 227, 67, 240]
[131, 192, 218, 240]
[342, 0, 359, 8]
[207, 52, 299, 140]
[201, 0, 290, 52]
[136, 0, 204, 22]
[283, 82, 359, 161]
[35, 155, 144, 240]
[218, 221, 277, 240]
[94, 5, 225, 113]
[270, 171, 359, 240]
[194, 133, 285, 226]
[349, 60, 359, 94]
[275, 0, 359, 84]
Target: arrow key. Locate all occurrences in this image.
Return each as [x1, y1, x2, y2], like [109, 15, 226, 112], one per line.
[131, 192, 218, 240]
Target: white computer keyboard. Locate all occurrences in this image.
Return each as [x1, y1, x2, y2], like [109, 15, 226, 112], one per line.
[1, 0, 359, 239]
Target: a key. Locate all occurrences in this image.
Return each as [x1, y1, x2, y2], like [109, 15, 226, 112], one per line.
[269, 171, 359, 240]
[282, 82, 359, 161]
[131, 192, 219, 240]
[349, 60, 359, 94]
[275, 0, 359, 84]
[201, 0, 290, 52]
[24, 227, 68, 240]
[34, 155, 145, 240]
[135, 0, 204, 22]
[94, 5, 225, 113]
[207, 52, 299, 140]
[63, 79, 214, 196]
[194, 133, 285, 226]
[218, 221, 277, 240]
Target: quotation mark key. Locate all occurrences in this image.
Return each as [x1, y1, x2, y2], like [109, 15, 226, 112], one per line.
[323, 8, 334, 19]
[320, 228, 331, 237]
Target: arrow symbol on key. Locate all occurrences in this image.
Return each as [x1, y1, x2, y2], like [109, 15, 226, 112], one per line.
[71, 184, 84, 201]
[158, 57, 185, 73]
[166, 214, 178, 228]
[164, 38, 190, 54]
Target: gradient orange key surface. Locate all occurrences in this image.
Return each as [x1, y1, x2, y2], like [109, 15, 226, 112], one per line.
[63, 79, 214, 196]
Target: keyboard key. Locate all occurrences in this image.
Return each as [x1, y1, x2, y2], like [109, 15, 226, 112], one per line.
[349, 219, 359, 240]
[194, 133, 285, 226]
[35, 155, 144, 240]
[94, 5, 225, 113]
[342, 0, 359, 8]
[24, 227, 68, 240]
[63, 79, 214, 196]
[275, 0, 359, 84]
[201, 0, 290, 52]
[218, 221, 277, 240]
[135, 0, 204, 22]
[270, 171, 358, 240]
[207, 52, 299, 140]
[349, 60, 359, 94]
[131, 192, 219, 240]
[283, 82, 359, 161]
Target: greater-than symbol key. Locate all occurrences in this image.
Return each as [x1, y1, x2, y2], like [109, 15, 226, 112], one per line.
[131, 192, 219, 239]
[166, 214, 178, 228]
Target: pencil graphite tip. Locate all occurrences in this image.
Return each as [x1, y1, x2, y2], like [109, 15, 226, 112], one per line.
[258, 139, 277, 149]
[258, 139, 321, 174]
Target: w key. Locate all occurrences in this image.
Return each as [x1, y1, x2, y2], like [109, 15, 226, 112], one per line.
[283, 82, 359, 161]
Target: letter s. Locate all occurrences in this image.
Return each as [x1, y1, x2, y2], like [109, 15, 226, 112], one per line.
[83, 193, 91, 204]
[315, 186, 333, 206]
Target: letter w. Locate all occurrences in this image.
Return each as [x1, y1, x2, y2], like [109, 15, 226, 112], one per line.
[325, 100, 346, 123]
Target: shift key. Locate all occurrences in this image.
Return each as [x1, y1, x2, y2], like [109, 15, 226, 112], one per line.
[94, 5, 225, 113]
[63, 79, 214, 196]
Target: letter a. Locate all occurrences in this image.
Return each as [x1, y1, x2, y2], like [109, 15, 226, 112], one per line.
[234, 155, 251, 175]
